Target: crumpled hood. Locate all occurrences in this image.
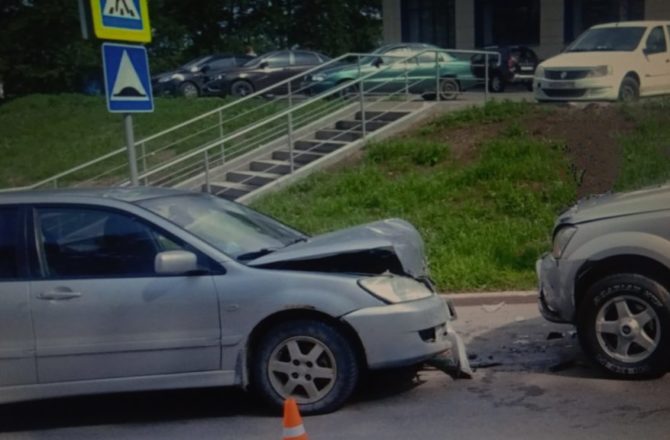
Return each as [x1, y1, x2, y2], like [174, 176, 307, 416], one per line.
[559, 184, 670, 224]
[248, 218, 428, 278]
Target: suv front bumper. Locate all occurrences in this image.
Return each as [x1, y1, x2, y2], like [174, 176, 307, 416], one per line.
[536, 253, 579, 323]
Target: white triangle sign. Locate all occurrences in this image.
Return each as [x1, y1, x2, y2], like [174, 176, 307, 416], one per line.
[103, 0, 141, 20]
[111, 50, 148, 101]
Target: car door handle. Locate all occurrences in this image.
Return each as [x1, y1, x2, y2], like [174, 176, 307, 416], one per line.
[37, 289, 82, 301]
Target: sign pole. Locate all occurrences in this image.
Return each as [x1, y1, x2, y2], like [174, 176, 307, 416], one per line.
[123, 113, 140, 185]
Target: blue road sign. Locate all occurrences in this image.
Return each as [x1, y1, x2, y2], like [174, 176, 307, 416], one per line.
[102, 43, 153, 113]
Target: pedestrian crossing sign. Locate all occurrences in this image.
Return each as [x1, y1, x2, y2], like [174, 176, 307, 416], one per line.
[102, 43, 154, 113]
[90, 0, 151, 43]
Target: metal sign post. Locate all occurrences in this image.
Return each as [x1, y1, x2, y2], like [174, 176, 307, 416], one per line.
[123, 114, 139, 185]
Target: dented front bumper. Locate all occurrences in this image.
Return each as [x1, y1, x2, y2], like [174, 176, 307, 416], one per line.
[341, 295, 471, 375]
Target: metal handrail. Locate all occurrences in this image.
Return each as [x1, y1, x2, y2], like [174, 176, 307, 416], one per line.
[3, 47, 500, 192]
[136, 48, 499, 185]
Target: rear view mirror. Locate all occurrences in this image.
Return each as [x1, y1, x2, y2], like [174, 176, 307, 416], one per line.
[155, 250, 199, 275]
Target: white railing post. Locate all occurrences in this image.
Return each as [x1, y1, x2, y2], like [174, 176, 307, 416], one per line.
[204, 150, 211, 193]
[435, 51, 441, 102]
[485, 53, 490, 102]
[287, 112, 295, 173]
[140, 142, 148, 185]
[219, 109, 226, 164]
[358, 55, 366, 139]
[404, 59, 409, 101]
[53, 178, 58, 189]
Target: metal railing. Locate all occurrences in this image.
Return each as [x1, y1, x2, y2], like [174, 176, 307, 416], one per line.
[3, 48, 500, 192]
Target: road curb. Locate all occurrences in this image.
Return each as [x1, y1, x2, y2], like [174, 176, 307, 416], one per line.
[442, 291, 536, 307]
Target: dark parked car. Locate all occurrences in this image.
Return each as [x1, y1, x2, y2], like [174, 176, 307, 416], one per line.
[204, 50, 331, 97]
[152, 54, 253, 98]
[471, 46, 539, 92]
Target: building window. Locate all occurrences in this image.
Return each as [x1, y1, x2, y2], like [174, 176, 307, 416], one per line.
[475, 0, 541, 47]
[401, 0, 455, 48]
[564, 0, 645, 43]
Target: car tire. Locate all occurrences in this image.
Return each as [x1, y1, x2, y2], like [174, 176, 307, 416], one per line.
[230, 80, 255, 97]
[488, 74, 506, 93]
[178, 81, 199, 98]
[439, 78, 460, 100]
[577, 273, 670, 379]
[337, 80, 358, 99]
[251, 319, 359, 415]
[618, 76, 640, 102]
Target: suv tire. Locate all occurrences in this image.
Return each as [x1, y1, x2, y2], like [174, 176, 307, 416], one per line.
[577, 273, 670, 378]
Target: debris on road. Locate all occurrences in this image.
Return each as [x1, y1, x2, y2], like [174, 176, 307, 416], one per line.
[482, 302, 505, 313]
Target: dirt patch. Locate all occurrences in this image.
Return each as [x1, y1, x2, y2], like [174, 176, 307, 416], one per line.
[525, 103, 634, 197]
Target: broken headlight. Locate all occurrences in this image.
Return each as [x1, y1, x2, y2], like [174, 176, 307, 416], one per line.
[552, 225, 577, 259]
[359, 275, 434, 304]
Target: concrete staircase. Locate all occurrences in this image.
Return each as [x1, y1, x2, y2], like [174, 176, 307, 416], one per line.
[202, 107, 421, 201]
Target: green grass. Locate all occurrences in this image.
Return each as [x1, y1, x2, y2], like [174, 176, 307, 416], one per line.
[616, 99, 670, 191]
[253, 101, 576, 291]
[0, 94, 285, 187]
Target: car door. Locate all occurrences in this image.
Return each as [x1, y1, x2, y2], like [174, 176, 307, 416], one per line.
[0, 206, 36, 387]
[641, 26, 670, 94]
[370, 47, 419, 93]
[257, 51, 293, 94]
[289, 52, 323, 93]
[29, 205, 222, 383]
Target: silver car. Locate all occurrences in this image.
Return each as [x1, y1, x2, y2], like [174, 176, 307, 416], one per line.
[537, 185, 670, 379]
[0, 187, 468, 414]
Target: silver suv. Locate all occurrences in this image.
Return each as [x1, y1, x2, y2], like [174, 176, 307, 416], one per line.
[537, 185, 670, 378]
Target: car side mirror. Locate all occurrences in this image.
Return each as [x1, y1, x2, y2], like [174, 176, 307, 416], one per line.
[372, 57, 383, 68]
[155, 250, 199, 275]
[259, 61, 269, 69]
[200, 65, 211, 73]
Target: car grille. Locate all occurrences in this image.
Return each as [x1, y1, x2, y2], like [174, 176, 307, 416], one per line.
[545, 70, 589, 80]
[543, 89, 587, 98]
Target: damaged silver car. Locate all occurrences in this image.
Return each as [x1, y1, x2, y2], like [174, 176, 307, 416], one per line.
[0, 187, 469, 414]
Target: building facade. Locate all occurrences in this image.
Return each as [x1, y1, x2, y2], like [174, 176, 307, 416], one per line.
[383, 0, 670, 59]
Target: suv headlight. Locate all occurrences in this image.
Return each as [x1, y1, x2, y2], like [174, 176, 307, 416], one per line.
[552, 225, 577, 259]
[586, 65, 612, 77]
[359, 275, 434, 304]
[534, 65, 545, 79]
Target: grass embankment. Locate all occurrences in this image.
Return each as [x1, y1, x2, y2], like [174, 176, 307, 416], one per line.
[254, 100, 670, 292]
[0, 94, 284, 188]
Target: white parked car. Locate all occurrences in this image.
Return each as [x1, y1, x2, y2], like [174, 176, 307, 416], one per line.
[534, 21, 670, 102]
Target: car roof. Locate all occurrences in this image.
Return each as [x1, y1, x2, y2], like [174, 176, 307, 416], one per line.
[592, 20, 670, 29]
[0, 187, 191, 204]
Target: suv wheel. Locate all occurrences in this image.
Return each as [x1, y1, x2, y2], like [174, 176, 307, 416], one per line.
[251, 319, 359, 415]
[577, 274, 670, 378]
[488, 74, 506, 93]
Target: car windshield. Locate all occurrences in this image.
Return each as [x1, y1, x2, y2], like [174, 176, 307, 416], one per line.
[566, 27, 646, 52]
[139, 194, 306, 260]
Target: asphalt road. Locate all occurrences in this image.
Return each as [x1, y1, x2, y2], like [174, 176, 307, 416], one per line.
[2, 298, 669, 439]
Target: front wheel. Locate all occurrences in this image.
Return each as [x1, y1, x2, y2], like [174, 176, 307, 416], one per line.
[618, 76, 640, 102]
[251, 320, 360, 415]
[230, 80, 255, 97]
[488, 74, 506, 93]
[439, 78, 460, 100]
[178, 81, 199, 98]
[577, 274, 670, 378]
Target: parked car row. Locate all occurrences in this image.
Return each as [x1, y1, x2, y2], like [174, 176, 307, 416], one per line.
[152, 44, 539, 100]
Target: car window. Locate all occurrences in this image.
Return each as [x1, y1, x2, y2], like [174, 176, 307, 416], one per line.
[264, 52, 291, 68]
[35, 207, 189, 278]
[646, 26, 667, 54]
[0, 208, 20, 280]
[294, 52, 321, 66]
[206, 57, 236, 70]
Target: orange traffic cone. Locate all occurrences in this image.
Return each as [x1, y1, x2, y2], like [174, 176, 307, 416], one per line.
[282, 398, 308, 440]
